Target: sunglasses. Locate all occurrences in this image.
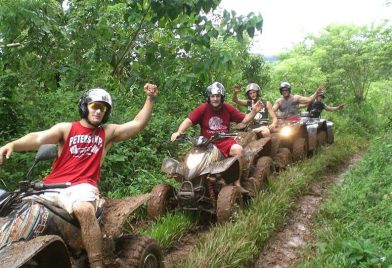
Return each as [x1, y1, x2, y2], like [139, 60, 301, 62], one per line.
[88, 102, 107, 113]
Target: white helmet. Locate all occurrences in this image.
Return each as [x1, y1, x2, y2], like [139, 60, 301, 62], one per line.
[79, 88, 112, 124]
[206, 82, 225, 103]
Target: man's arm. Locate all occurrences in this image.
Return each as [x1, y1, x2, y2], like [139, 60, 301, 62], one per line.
[232, 85, 247, 106]
[0, 123, 69, 164]
[296, 85, 324, 104]
[266, 101, 278, 129]
[108, 83, 158, 144]
[324, 103, 345, 112]
[171, 118, 193, 141]
[272, 99, 281, 112]
[241, 100, 262, 124]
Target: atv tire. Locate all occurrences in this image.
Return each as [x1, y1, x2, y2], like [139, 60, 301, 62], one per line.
[317, 130, 327, 147]
[292, 137, 307, 162]
[115, 235, 164, 268]
[327, 129, 334, 144]
[147, 184, 177, 219]
[273, 147, 291, 171]
[216, 185, 243, 223]
[250, 156, 273, 190]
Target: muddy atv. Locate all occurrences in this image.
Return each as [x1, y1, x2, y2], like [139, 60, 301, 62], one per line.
[147, 132, 275, 223]
[235, 121, 292, 174]
[302, 111, 334, 145]
[276, 114, 334, 162]
[0, 144, 163, 268]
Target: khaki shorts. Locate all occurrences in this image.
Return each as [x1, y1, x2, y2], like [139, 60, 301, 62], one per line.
[39, 183, 100, 214]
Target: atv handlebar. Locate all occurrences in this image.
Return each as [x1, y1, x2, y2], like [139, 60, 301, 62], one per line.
[175, 132, 237, 147]
[19, 180, 71, 192]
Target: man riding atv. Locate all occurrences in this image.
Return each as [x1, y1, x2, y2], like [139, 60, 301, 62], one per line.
[232, 83, 278, 137]
[0, 84, 158, 268]
[272, 81, 324, 118]
[306, 92, 345, 118]
[171, 81, 263, 193]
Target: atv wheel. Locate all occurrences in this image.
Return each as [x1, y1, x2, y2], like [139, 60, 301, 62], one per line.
[115, 235, 163, 268]
[292, 137, 307, 162]
[317, 130, 327, 147]
[250, 156, 273, 190]
[147, 184, 177, 219]
[242, 176, 261, 197]
[327, 129, 334, 144]
[216, 185, 243, 223]
[273, 147, 291, 171]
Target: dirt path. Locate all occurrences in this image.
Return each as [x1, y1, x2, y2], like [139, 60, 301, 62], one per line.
[163, 224, 212, 268]
[253, 153, 363, 268]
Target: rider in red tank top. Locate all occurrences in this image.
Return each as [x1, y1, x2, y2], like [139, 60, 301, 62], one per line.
[43, 121, 105, 187]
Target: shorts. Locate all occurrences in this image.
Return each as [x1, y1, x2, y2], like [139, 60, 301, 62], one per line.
[213, 138, 237, 157]
[39, 183, 100, 214]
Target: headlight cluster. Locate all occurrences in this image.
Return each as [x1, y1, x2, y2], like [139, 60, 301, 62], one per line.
[280, 126, 293, 137]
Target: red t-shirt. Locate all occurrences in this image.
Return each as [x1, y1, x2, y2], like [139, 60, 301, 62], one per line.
[188, 103, 245, 157]
[43, 121, 105, 187]
[188, 103, 245, 138]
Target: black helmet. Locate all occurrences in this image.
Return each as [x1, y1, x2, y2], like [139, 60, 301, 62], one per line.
[78, 88, 112, 125]
[206, 82, 225, 103]
[245, 83, 260, 98]
[279, 82, 291, 94]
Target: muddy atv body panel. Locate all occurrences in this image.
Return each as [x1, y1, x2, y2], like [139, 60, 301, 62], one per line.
[0, 235, 71, 268]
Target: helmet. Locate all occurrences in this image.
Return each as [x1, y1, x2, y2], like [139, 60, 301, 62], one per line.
[318, 92, 325, 99]
[79, 88, 112, 125]
[279, 82, 291, 94]
[206, 82, 225, 103]
[245, 83, 260, 98]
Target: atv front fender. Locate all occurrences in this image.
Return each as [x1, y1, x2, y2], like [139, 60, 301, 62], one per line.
[201, 157, 240, 184]
[0, 235, 71, 268]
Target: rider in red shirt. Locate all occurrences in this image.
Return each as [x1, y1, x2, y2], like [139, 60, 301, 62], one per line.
[171, 82, 262, 193]
[0, 84, 158, 268]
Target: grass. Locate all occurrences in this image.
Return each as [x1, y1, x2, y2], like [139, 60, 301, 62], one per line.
[299, 131, 392, 267]
[140, 211, 197, 249]
[139, 134, 365, 267]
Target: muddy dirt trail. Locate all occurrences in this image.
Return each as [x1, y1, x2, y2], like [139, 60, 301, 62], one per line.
[162, 153, 363, 268]
[252, 153, 363, 268]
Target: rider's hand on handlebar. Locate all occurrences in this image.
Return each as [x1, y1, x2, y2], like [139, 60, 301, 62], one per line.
[0, 143, 14, 165]
[171, 132, 182, 142]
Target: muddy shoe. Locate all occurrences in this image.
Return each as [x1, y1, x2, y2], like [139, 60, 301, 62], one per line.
[237, 186, 250, 195]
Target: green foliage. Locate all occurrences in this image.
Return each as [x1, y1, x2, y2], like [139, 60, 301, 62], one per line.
[0, 0, 263, 194]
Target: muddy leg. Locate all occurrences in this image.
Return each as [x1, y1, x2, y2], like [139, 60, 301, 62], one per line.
[73, 201, 103, 268]
[229, 144, 249, 194]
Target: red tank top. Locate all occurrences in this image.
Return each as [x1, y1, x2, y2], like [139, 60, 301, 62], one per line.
[43, 121, 105, 186]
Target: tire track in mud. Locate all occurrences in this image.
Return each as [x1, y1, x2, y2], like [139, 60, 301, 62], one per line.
[161, 153, 363, 268]
[253, 153, 363, 268]
[163, 224, 212, 268]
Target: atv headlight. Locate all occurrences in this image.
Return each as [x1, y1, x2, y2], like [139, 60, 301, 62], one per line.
[280, 126, 292, 137]
[186, 153, 205, 170]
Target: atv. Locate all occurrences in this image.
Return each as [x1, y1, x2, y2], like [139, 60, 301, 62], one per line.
[147, 132, 274, 223]
[276, 113, 334, 162]
[0, 144, 163, 268]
